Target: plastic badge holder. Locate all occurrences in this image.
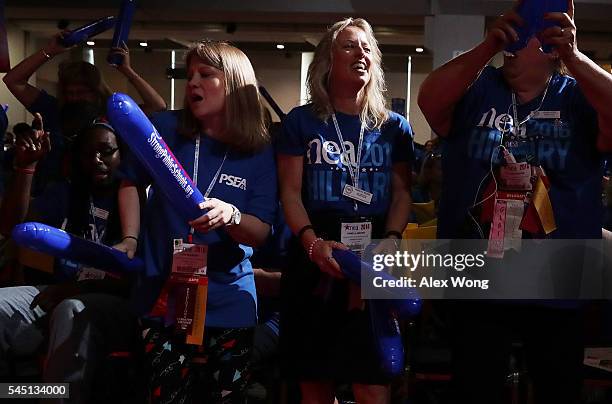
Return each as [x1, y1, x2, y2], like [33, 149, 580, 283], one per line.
[59, 16, 117, 47]
[12, 222, 144, 273]
[107, 0, 136, 66]
[107, 93, 206, 222]
[506, 0, 569, 54]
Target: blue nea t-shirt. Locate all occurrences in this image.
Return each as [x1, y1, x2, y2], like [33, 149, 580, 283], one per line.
[276, 104, 414, 219]
[120, 110, 277, 328]
[437, 66, 602, 239]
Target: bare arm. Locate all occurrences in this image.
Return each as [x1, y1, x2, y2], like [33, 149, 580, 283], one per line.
[277, 155, 313, 248]
[0, 114, 50, 236]
[110, 44, 167, 116]
[2, 33, 71, 108]
[565, 54, 612, 150]
[540, 1, 612, 150]
[277, 154, 346, 278]
[0, 170, 36, 236]
[384, 162, 413, 236]
[112, 179, 141, 258]
[418, 8, 523, 137]
[189, 198, 271, 248]
[224, 213, 271, 248]
[253, 268, 282, 298]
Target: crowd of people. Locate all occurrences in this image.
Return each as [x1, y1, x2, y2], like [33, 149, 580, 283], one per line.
[1, 0, 612, 403]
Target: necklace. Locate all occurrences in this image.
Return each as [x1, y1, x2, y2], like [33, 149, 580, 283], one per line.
[510, 76, 552, 136]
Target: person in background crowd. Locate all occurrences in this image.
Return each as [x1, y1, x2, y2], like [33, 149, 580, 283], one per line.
[418, 0, 612, 403]
[0, 116, 140, 403]
[417, 138, 443, 206]
[2, 32, 166, 194]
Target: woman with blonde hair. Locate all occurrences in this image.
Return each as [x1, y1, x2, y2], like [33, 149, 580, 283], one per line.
[116, 40, 276, 403]
[277, 18, 414, 404]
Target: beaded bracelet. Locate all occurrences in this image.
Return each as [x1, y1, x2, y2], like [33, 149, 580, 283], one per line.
[307, 237, 324, 261]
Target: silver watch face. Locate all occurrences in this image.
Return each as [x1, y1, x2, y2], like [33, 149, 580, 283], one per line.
[233, 209, 241, 225]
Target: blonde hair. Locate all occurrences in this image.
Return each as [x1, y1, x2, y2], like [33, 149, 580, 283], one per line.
[307, 18, 388, 129]
[57, 61, 112, 110]
[179, 40, 269, 152]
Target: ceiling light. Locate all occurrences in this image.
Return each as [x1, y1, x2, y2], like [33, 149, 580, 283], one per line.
[276, 44, 285, 50]
[139, 41, 148, 47]
[86, 41, 95, 46]
[416, 47, 424, 53]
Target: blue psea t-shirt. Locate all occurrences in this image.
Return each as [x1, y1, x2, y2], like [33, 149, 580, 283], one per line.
[120, 110, 277, 328]
[438, 66, 602, 239]
[277, 104, 414, 219]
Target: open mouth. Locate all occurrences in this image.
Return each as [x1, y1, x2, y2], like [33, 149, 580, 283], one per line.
[351, 61, 368, 73]
[191, 94, 204, 103]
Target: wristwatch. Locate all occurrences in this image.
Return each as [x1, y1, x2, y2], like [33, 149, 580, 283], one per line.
[228, 204, 242, 226]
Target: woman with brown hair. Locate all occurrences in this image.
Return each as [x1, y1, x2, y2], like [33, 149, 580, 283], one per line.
[277, 18, 414, 404]
[116, 40, 277, 403]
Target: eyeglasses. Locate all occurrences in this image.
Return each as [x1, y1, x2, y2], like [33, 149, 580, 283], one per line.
[83, 147, 120, 160]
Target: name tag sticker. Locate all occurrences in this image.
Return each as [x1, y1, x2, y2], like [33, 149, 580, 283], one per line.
[533, 110, 560, 119]
[341, 220, 372, 254]
[342, 184, 373, 205]
[93, 207, 109, 220]
[499, 162, 532, 191]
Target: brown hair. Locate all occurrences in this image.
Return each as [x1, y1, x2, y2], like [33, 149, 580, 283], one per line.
[307, 18, 388, 129]
[179, 40, 269, 152]
[57, 61, 112, 109]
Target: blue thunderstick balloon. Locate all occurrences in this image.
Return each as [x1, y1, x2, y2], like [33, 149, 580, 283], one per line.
[12, 222, 144, 273]
[107, 93, 206, 222]
[60, 16, 117, 47]
[506, 0, 569, 54]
